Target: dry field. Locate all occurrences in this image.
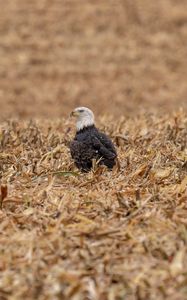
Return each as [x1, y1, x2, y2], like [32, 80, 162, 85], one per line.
[0, 1, 187, 300]
[0, 111, 187, 300]
[0, 0, 187, 119]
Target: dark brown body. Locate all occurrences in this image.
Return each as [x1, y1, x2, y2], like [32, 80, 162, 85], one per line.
[70, 125, 117, 172]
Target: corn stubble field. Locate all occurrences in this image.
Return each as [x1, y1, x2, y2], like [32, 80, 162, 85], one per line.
[0, 112, 187, 300]
[0, 1, 187, 300]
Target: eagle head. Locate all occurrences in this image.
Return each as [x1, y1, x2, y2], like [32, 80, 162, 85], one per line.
[70, 107, 95, 131]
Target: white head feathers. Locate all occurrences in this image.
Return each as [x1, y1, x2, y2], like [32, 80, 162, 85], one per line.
[71, 107, 95, 131]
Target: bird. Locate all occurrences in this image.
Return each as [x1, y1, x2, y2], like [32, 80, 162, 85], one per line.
[69, 107, 117, 172]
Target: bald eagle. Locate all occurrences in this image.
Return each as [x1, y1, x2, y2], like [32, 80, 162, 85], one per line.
[70, 107, 117, 172]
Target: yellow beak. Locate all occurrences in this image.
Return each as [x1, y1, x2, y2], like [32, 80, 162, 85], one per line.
[70, 110, 80, 117]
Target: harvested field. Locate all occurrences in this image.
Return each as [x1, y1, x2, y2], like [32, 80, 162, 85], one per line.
[0, 1, 187, 300]
[0, 0, 187, 119]
[0, 111, 187, 299]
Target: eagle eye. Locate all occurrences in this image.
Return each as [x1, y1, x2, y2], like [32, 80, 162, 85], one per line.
[79, 109, 84, 113]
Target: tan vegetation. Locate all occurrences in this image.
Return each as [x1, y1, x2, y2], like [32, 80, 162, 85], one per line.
[0, 0, 187, 119]
[0, 111, 187, 299]
[0, 0, 187, 299]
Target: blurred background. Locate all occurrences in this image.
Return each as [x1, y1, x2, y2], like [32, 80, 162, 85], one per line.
[0, 0, 186, 121]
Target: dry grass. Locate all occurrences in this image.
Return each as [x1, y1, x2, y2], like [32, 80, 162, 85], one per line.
[0, 1, 187, 299]
[0, 0, 187, 120]
[0, 110, 187, 300]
